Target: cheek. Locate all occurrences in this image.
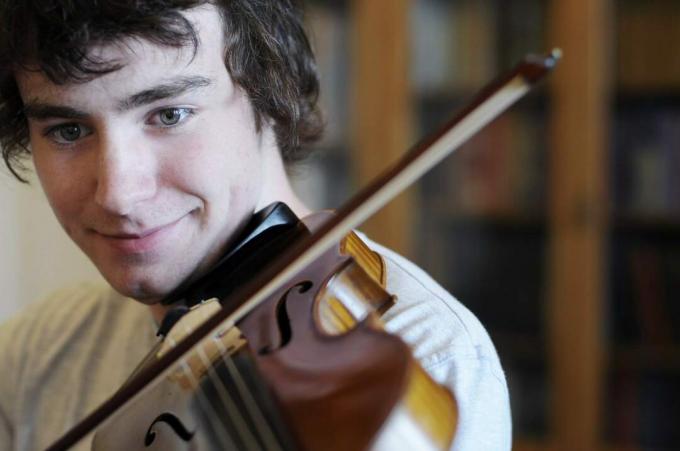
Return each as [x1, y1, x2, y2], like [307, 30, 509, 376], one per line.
[32, 149, 89, 222]
[160, 134, 226, 194]
[164, 127, 261, 198]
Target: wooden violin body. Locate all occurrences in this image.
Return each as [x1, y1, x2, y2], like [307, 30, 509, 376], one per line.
[92, 212, 457, 451]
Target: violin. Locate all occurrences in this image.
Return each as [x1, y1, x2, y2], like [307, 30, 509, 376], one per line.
[46, 51, 560, 451]
[92, 203, 457, 450]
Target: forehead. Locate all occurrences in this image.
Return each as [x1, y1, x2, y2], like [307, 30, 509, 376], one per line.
[15, 5, 226, 105]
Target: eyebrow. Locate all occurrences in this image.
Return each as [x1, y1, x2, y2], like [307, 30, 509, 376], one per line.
[116, 75, 212, 112]
[22, 104, 89, 121]
[22, 75, 213, 121]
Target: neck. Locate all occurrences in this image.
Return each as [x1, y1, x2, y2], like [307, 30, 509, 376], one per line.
[255, 140, 311, 218]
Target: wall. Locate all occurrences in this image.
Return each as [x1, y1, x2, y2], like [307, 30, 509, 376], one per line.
[0, 166, 102, 322]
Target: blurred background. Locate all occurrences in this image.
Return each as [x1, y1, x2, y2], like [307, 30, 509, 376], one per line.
[2, 0, 679, 449]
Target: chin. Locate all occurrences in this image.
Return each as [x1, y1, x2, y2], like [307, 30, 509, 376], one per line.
[104, 271, 180, 304]
[94, 249, 210, 304]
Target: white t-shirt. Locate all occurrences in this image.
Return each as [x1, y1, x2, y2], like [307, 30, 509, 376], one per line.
[0, 240, 511, 450]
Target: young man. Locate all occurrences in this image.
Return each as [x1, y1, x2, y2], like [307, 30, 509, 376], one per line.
[0, 1, 510, 449]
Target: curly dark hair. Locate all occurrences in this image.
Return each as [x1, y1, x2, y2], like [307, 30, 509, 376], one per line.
[0, 0, 323, 181]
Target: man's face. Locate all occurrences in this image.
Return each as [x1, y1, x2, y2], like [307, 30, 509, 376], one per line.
[16, 6, 270, 303]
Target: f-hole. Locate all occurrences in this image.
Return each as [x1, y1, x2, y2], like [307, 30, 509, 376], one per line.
[144, 412, 195, 446]
[259, 281, 312, 354]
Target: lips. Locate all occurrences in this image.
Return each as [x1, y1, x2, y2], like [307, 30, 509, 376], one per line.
[102, 223, 169, 240]
[94, 216, 186, 254]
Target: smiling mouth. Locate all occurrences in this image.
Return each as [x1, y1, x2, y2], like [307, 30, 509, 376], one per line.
[94, 215, 188, 253]
[103, 224, 170, 240]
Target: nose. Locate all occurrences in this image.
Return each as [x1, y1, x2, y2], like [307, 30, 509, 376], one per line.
[94, 132, 157, 216]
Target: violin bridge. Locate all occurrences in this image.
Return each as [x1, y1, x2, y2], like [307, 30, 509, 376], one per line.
[156, 298, 247, 390]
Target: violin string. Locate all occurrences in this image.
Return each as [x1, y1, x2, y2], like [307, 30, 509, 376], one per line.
[214, 336, 284, 451]
[188, 308, 265, 451]
[178, 309, 259, 450]
[177, 357, 238, 450]
[169, 305, 282, 450]
[170, 318, 241, 450]
[193, 341, 263, 451]
[191, 304, 284, 450]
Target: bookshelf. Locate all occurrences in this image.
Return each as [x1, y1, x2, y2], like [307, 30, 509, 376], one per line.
[303, 0, 680, 450]
[409, 0, 554, 446]
[606, 1, 680, 450]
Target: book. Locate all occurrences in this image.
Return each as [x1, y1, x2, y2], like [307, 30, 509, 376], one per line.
[613, 108, 680, 217]
[629, 246, 673, 344]
[607, 368, 680, 448]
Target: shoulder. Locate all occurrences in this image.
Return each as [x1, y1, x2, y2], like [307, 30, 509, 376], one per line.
[0, 284, 155, 399]
[0, 282, 151, 388]
[0, 283, 157, 449]
[0, 283, 113, 364]
[362, 236, 503, 378]
[360, 235, 512, 450]
[0, 282, 151, 362]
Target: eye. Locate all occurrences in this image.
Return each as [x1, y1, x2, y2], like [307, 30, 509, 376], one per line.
[46, 123, 93, 144]
[155, 107, 194, 127]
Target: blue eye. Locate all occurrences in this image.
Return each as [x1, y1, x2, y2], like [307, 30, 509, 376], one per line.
[47, 123, 92, 144]
[58, 124, 82, 141]
[157, 108, 193, 126]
